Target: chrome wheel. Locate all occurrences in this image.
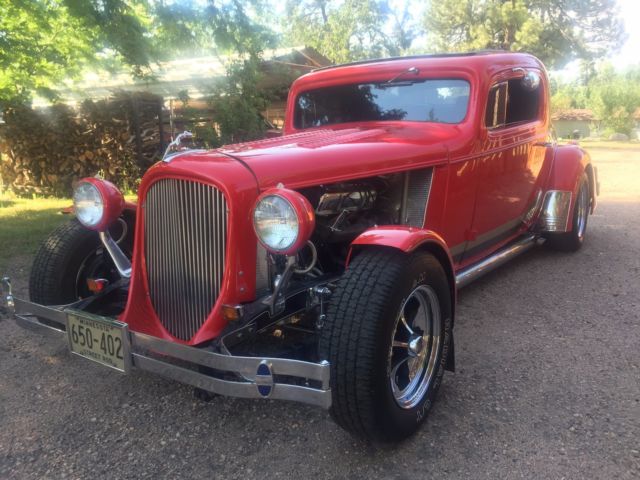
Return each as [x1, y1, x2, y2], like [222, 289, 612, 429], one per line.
[576, 183, 589, 239]
[389, 285, 442, 409]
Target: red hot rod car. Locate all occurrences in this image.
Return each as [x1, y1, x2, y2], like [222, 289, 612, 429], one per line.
[2, 52, 597, 442]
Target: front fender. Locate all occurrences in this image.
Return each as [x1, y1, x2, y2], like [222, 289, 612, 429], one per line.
[348, 226, 455, 297]
[349, 226, 451, 256]
[348, 225, 457, 371]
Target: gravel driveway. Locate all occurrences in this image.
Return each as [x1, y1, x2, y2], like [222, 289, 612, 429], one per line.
[1, 148, 639, 479]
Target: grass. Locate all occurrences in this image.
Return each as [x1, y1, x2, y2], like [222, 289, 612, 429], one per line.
[0, 193, 71, 270]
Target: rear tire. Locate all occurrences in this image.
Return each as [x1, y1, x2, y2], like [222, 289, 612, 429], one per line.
[319, 248, 452, 442]
[545, 173, 590, 252]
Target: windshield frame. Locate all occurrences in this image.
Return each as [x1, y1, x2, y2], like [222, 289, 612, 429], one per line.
[292, 77, 472, 130]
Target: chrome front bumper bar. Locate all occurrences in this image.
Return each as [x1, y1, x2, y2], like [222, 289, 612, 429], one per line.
[0, 279, 331, 409]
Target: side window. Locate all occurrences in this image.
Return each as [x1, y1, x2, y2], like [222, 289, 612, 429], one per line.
[486, 76, 541, 129]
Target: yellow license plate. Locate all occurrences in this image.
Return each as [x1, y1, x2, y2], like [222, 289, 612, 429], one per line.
[66, 312, 130, 373]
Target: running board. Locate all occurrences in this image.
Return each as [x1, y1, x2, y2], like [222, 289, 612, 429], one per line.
[455, 234, 539, 289]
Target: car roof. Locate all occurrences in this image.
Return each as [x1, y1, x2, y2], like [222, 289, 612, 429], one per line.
[294, 51, 545, 91]
[311, 50, 513, 72]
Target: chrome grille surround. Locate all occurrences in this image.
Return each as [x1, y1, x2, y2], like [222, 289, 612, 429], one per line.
[143, 178, 228, 340]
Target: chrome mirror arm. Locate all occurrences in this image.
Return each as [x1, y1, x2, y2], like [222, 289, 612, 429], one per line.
[99, 231, 132, 278]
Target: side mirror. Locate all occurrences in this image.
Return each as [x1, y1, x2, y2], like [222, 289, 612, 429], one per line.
[521, 71, 541, 91]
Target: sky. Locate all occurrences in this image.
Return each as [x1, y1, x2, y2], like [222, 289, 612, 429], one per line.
[607, 0, 639, 69]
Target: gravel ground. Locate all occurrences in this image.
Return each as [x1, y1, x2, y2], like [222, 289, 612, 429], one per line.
[1, 149, 639, 479]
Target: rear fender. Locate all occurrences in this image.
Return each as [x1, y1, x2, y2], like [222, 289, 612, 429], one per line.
[541, 145, 597, 232]
[349, 226, 456, 371]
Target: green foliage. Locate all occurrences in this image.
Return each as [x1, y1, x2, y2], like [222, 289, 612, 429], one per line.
[0, 0, 277, 105]
[551, 64, 640, 136]
[587, 66, 640, 135]
[550, 83, 589, 113]
[0, 0, 95, 102]
[284, 0, 419, 64]
[424, 0, 625, 69]
[208, 57, 295, 145]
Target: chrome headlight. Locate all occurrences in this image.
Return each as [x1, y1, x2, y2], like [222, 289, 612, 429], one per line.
[73, 181, 104, 228]
[72, 178, 124, 231]
[254, 195, 299, 252]
[253, 189, 316, 255]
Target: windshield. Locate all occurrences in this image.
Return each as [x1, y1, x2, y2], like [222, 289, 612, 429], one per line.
[294, 79, 470, 129]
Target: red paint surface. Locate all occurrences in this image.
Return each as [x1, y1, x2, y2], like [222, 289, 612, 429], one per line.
[117, 53, 594, 344]
[120, 153, 260, 345]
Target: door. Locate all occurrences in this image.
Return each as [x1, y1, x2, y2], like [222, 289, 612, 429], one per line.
[462, 70, 547, 263]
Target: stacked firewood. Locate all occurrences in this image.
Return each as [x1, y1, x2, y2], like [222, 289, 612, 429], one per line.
[0, 91, 163, 197]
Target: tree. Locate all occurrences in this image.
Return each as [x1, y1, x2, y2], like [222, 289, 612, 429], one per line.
[549, 79, 589, 114]
[424, 0, 625, 69]
[0, 0, 276, 104]
[587, 65, 640, 135]
[283, 0, 419, 64]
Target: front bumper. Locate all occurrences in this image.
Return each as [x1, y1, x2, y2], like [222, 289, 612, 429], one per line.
[1, 279, 331, 409]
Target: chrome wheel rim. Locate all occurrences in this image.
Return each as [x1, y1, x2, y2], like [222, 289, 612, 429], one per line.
[388, 285, 441, 409]
[576, 184, 589, 239]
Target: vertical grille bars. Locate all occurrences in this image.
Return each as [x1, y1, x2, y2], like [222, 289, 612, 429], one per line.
[144, 179, 228, 340]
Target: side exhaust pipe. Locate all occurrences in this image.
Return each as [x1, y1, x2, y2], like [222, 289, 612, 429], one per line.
[455, 234, 539, 289]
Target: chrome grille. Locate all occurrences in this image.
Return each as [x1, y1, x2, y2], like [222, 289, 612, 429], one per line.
[144, 179, 228, 340]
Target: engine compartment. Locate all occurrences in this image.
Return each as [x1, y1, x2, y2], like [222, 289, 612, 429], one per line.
[297, 174, 405, 274]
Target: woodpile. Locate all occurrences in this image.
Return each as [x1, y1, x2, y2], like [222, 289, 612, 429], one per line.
[0, 91, 163, 197]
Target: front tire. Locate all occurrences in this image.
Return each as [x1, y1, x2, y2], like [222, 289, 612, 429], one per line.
[29, 218, 128, 305]
[319, 248, 452, 442]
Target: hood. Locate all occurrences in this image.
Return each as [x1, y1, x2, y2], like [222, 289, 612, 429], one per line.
[216, 124, 463, 190]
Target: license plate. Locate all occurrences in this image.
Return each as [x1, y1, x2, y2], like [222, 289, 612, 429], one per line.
[66, 311, 130, 373]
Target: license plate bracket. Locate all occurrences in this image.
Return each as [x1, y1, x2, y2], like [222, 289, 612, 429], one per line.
[66, 310, 131, 373]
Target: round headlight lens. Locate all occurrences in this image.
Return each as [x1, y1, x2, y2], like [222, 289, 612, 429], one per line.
[73, 182, 104, 227]
[254, 195, 299, 252]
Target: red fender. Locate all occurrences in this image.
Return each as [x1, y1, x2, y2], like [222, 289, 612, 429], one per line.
[546, 145, 597, 223]
[348, 225, 457, 309]
[349, 226, 451, 257]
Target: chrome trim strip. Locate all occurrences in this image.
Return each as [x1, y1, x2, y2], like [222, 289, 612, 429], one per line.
[539, 190, 572, 233]
[6, 296, 332, 409]
[455, 234, 538, 288]
[99, 231, 132, 278]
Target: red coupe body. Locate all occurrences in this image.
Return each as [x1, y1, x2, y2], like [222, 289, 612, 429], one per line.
[4, 52, 597, 438]
[119, 52, 596, 346]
